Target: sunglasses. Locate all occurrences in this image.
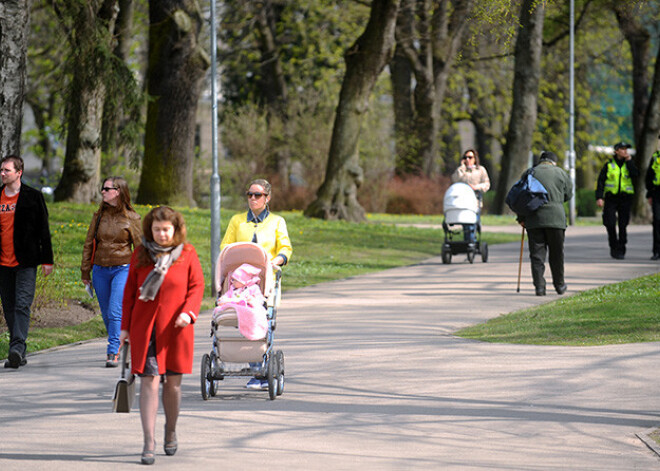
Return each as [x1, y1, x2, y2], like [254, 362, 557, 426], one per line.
[101, 187, 118, 192]
[246, 192, 267, 198]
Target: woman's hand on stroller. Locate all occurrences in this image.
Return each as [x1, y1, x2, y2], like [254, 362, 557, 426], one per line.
[174, 312, 192, 328]
[119, 329, 129, 349]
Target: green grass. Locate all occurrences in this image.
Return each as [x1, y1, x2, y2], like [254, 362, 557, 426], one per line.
[1, 203, 521, 359]
[367, 213, 516, 226]
[0, 202, 643, 359]
[456, 273, 660, 345]
[0, 316, 108, 354]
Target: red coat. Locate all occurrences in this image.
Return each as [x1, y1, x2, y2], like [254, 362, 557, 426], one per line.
[122, 244, 205, 375]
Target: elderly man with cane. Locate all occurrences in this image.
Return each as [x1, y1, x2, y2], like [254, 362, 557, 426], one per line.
[516, 151, 572, 296]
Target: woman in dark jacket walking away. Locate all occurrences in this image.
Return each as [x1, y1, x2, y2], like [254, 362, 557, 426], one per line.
[81, 176, 142, 367]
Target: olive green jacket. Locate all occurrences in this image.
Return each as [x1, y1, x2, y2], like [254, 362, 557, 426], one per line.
[518, 161, 572, 230]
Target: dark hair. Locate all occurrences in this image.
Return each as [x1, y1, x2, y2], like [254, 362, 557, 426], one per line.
[539, 151, 558, 163]
[138, 206, 187, 266]
[248, 178, 271, 196]
[462, 149, 480, 167]
[1, 155, 24, 173]
[100, 176, 134, 213]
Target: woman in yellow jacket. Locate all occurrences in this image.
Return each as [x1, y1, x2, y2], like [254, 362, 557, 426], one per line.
[221, 178, 292, 389]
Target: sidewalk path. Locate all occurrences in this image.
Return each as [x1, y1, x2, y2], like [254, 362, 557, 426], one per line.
[1, 225, 659, 470]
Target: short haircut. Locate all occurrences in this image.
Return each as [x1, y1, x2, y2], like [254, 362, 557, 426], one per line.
[1, 155, 24, 173]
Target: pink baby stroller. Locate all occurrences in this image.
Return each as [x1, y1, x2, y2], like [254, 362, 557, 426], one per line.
[200, 242, 284, 400]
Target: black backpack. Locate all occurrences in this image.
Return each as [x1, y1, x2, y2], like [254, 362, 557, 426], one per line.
[505, 168, 549, 216]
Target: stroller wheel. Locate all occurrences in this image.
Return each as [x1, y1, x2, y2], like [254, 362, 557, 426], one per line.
[276, 350, 285, 396]
[481, 242, 489, 263]
[467, 249, 475, 264]
[442, 250, 452, 265]
[267, 355, 277, 400]
[209, 352, 220, 397]
[200, 353, 212, 401]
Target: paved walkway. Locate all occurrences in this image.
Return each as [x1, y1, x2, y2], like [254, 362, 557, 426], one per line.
[1, 225, 659, 470]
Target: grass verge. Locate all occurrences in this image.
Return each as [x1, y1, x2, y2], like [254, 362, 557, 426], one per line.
[1, 316, 108, 356]
[456, 273, 660, 345]
[2, 203, 520, 359]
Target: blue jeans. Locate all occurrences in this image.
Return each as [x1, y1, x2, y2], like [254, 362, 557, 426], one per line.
[92, 264, 129, 355]
[0, 265, 37, 358]
[462, 224, 477, 243]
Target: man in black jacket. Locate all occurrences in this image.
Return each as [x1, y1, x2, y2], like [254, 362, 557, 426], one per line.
[595, 142, 639, 259]
[0, 155, 54, 369]
[646, 140, 660, 260]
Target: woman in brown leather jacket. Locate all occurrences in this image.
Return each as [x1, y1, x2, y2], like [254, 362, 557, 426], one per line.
[81, 177, 142, 367]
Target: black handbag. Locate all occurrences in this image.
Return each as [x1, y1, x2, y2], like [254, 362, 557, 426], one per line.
[112, 343, 136, 413]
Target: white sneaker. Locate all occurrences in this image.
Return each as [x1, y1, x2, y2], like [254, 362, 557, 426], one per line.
[246, 378, 267, 390]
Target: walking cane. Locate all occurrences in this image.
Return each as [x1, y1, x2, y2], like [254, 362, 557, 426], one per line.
[517, 226, 525, 293]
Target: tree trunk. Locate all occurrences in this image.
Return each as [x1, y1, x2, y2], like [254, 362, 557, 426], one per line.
[429, 0, 472, 175]
[393, 0, 473, 176]
[102, 0, 135, 164]
[254, 0, 291, 191]
[0, 0, 29, 157]
[54, 0, 119, 203]
[391, 0, 416, 175]
[25, 96, 56, 175]
[304, 0, 400, 221]
[255, 0, 288, 116]
[136, 0, 210, 206]
[633, 43, 660, 220]
[612, 3, 652, 218]
[492, 0, 545, 214]
[613, 3, 649, 148]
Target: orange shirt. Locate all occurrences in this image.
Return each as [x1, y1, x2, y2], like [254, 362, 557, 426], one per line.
[0, 189, 19, 267]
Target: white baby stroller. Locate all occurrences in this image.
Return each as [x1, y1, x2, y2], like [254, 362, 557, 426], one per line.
[200, 242, 284, 400]
[441, 182, 488, 264]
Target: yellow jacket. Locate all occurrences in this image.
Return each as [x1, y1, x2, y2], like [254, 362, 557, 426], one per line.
[221, 210, 292, 264]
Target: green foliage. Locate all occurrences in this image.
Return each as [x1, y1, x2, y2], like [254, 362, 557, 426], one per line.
[1, 203, 523, 357]
[0, 315, 107, 361]
[576, 188, 597, 217]
[456, 273, 660, 345]
[25, 1, 70, 174]
[22, 0, 658, 216]
[34, 202, 524, 308]
[219, 0, 368, 108]
[219, 93, 336, 211]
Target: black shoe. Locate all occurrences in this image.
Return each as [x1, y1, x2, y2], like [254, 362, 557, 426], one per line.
[651, 254, 660, 261]
[555, 284, 567, 295]
[535, 288, 546, 296]
[612, 253, 625, 260]
[5, 351, 26, 369]
[4, 358, 26, 369]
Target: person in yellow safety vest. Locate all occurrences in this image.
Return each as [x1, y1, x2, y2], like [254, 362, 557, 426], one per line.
[595, 142, 639, 260]
[645, 141, 660, 260]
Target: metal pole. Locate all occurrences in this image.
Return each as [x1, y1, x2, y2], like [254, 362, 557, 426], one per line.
[568, 0, 576, 225]
[210, 0, 221, 294]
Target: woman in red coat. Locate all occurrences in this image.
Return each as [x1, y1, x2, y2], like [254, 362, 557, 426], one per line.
[119, 206, 204, 465]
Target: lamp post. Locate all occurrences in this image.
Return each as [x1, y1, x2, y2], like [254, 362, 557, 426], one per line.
[210, 0, 221, 292]
[568, 0, 576, 225]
